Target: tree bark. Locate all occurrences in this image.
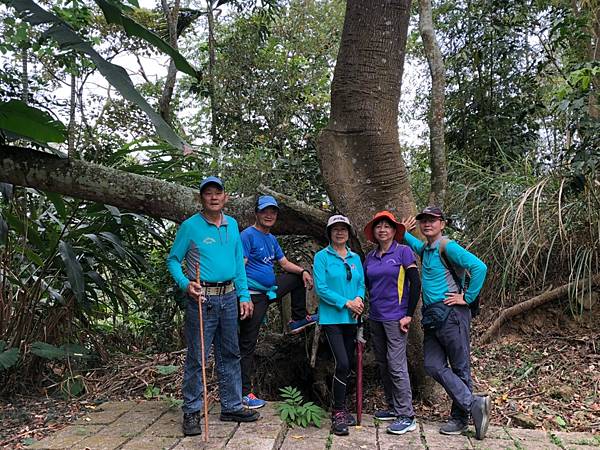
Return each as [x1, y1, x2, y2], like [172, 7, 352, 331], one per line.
[20, 46, 28, 104]
[318, 0, 415, 230]
[68, 72, 77, 158]
[0, 145, 329, 238]
[419, 0, 447, 208]
[317, 0, 438, 402]
[158, 0, 180, 123]
[206, 0, 219, 145]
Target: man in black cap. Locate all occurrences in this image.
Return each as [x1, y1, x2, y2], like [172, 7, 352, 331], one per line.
[403, 206, 490, 440]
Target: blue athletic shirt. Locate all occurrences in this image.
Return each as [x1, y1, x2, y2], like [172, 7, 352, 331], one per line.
[166, 212, 250, 302]
[404, 232, 487, 307]
[241, 226, 284, 288]
[313, 245, 365, 325]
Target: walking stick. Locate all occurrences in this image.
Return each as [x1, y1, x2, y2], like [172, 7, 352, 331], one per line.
[356, 315, 366, 425]
[196, 263, 209, 442]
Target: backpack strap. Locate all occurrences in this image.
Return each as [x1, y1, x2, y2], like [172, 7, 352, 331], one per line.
[438, 238, 464, 294]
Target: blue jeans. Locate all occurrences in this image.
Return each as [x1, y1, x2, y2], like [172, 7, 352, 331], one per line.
[182, 290, 242, 414]
[423, 305, 473, 423]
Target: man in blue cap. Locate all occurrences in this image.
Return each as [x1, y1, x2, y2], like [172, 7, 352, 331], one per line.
[167, 176, 259, 436]
[238, 194, 318, 408]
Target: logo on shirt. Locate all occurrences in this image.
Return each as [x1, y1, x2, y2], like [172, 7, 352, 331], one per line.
[203, 237, 216, 245]
[386, 258, 398, 264]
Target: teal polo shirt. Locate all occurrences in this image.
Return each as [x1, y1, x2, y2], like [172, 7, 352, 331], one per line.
[166, 212, 250, 302]
[313, 245, 365, 325]
[404, 232, 487, 306]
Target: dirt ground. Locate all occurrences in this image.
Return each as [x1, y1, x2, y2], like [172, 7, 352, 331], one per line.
[1, 302, 599, 449]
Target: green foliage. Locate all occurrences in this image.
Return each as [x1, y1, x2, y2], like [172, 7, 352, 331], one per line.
[277, 386, 325, 428]
[144, 384, 161, 399]
[0, 341, 20, 370]
[94, 0, 200, 79]
[1, 0, 189, 151]
[60, 375, 86, 397]
[31, 342, 91, 360]
[155, 364, 178, 376]
[0, 100, 67, 143]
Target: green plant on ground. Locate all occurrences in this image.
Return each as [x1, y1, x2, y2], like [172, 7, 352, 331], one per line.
[277, 386, 325, 428]
[549, 432, 566, 449]
[144, 384, 161, 399]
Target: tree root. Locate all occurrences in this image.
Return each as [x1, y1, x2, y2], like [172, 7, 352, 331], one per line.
[480, 273, 600, 344]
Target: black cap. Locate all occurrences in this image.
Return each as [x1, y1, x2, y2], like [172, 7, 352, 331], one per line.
[415, 206, 445, 220]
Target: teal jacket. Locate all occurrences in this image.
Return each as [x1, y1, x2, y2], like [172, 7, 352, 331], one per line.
[313, 245, 365, 325]
[404, 232, 487, 306]
[166, 212, 250, 302]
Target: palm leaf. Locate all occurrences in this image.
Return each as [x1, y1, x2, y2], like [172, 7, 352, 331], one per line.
[94, 0, 200, 80]
[0, 100, 67, 143]
[1, 0, 190, 152]
[58, 240, 85, 301]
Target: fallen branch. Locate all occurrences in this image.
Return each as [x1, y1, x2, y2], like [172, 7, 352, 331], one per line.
[480, 273, 600, 344]
[0, 145, 329, 237]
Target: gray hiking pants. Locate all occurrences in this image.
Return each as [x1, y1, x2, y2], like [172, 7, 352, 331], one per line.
[423, 305, 473, 423]
[370, 319, 414, 418]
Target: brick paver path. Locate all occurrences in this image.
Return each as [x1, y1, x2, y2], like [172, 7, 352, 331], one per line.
[29, 400, 599, 450]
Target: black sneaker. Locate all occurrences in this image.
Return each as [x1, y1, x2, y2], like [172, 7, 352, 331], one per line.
[344, 410, 357, 427]
[220, 408, 260, 422]
[439, 418, 468, 435]
[374, 410, 396, 421]
[182, 412, 202, 436]
[470, 395, 491, 440]
[331, 410, 349, 436]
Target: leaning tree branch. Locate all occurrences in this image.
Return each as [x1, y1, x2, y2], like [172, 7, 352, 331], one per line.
[480, 273, 600, 344]
[0, 145, 328, 237]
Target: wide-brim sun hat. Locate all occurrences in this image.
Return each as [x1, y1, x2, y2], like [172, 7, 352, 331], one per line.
[363, 210, 406, 243]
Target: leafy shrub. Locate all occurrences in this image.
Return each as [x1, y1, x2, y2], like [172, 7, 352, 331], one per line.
[277, 386, 325, 428]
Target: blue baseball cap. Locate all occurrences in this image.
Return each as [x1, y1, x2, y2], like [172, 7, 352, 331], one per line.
[199, 176, 224, 193]
[256, 195, 279, 211]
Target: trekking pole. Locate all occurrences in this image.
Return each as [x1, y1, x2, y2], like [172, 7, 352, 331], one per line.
[355, 315, 365, 425]
[196, 263, 209, 442]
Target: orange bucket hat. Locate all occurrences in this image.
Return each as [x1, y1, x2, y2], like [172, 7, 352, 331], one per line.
[363, 211, 406, 243]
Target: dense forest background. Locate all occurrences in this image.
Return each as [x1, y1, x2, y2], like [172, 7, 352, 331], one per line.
[0, 0, 599, 443]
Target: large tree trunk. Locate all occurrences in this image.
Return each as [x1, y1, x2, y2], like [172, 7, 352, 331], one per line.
[419, 0, 447, 208]
[0, 145, 328, 238]
[317, 0, 438, 402]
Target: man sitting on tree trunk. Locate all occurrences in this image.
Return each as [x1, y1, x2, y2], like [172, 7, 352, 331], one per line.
[402, 206, 490, 440]
[238, 195, 318, 409]
[166, 176, 260, 436]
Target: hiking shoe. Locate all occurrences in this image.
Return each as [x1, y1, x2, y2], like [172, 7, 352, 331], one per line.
[220, 408, 260, 422]
[331, 410, 349, 436]
[439, 417, 468, 435]
[288, 314, 318, 334]
[344, 410, 357, 427]
[182, 411, 202, 436]
[374, 410, 397, 421]
[387, 416, 417, 435]
[470, 395, 491, 440]
[242, 393, 266, 409]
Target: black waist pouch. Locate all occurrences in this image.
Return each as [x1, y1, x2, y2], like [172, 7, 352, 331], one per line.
[421, 302, 452, 332]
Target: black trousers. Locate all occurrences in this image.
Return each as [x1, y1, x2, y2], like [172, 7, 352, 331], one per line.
[323, 323, 356, 411]
[239, 272, 308, 396]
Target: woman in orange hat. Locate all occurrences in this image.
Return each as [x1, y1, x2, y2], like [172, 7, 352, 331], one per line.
[363, 211, 421, 435]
